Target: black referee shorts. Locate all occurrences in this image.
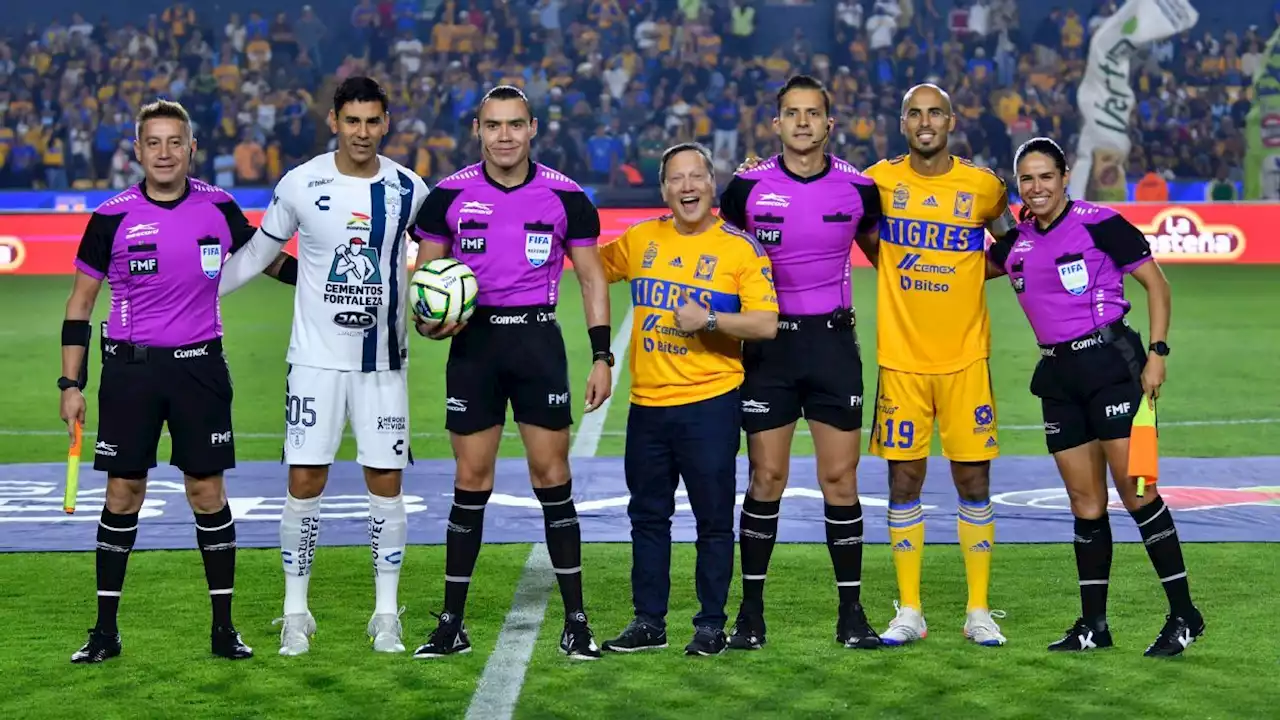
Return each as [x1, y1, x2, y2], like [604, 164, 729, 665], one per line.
[445, 305, 573, 435]
[94, 337, 236, 477]
[1030, 320, 1147, 454]
[740, 312, 865, 434]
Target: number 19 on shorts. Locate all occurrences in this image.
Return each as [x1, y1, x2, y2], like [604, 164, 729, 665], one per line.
[882, 418, 916, 449]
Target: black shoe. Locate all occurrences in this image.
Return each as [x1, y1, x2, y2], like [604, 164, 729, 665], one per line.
[685, 626, 727, 656]
[212, 625, 254, 659]
[1048, 618, 1114, 652]
[413, 611, 472, 659]
[1144, 608, 1205, 657]
[836, 602, 882, 649]
[602, 618, 668, 653]
[71, 628, 121, 664]
[727, 605, 767, 650]
[560, 611, 602, 660]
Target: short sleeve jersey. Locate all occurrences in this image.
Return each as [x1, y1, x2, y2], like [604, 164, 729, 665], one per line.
[988, 200, 1153, 345]
[258, 152, 429, 372]
[74, 178, 255, 347]
[411, 161, 601, 307]
[598, 215, 778, 408]
[718, 154, 881, 316]
[863, 155, 1009, 374]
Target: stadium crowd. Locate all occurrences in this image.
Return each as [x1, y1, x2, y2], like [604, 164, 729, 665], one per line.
[0, 0, 1269, 191]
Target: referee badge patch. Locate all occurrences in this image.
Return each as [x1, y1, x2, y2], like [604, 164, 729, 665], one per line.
[200, 241, 222, 279]
[525, 232, 553, 268]
[1056, 257, 1089, 296]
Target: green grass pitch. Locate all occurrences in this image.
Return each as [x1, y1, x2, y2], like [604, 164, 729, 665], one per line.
[1, 266, 1278, 719]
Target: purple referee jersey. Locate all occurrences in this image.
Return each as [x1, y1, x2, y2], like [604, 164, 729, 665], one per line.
[411, 162, 601, 307]
[718, 154, 881, 315]
[988, 200, 1154, 345]
[73, 179, 257, 346]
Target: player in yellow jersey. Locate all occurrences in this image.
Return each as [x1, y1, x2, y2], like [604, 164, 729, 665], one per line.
[862, 84, 1018, 648]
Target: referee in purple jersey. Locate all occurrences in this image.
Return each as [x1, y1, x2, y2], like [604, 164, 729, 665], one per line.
[59, 100, 296, 664]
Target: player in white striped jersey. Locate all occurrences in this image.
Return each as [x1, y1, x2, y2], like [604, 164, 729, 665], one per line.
[219, 77, 428, 656]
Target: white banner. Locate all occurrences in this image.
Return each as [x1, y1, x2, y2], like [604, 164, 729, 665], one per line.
[1069, 0, 1199, 200]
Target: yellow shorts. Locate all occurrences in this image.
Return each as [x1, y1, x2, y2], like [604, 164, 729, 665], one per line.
[868, 359, 999, 462]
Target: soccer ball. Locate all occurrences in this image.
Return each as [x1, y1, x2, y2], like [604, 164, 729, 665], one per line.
[410, 258, 478, 325]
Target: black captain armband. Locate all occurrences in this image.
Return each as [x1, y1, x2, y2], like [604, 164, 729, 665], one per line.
[61, 319, 91, 347]
[276, 255, 299, 285]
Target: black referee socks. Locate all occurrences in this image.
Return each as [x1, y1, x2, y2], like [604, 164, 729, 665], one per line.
[739, 496, 781, 609]
[1130, 496, 1195, 617]
[95, 508, 139, 634]
[195, 504, 238, 628]
[444, 488, 491, 619]
[1072, 514, 1113, 630]
[534, 481, 584, 619]
[825, 502, 865, 606]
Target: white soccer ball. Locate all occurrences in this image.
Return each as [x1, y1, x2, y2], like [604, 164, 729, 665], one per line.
[410, 258, 478, 325]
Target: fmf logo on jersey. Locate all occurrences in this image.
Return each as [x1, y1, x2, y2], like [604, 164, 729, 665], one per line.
[755, 228, 782, 245]
[525, 232, 552, 268]
[460, 237, 486, 254]
[896, 253, 956, 275]
[1140, 209, 1245, 260]
[346, 212, 372, 231]
[128, 257, 157, 275]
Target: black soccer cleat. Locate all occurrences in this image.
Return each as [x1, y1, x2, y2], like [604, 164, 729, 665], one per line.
[212, 625, 254, 659]
[726, 605, 767, 650]
[1048, 618, 1114, 652]
[71, 628, 121, 664]
[602, 618, 668, 653]
[560, 612, 602, 660]
[684, 626, 728, 656]
[836, 602, 882, 649]
[413, 611, 472, 659]
[1144, 609, 1205, 657]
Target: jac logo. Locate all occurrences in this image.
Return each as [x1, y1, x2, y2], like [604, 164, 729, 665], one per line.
[1141, 209, 1245, 261]
[333, 311, 376, 329]
[129, 258, 158, 275]
[0, 236, 25, 272]
[755, 228, 782, 245]
[460, 237, 487, 253]
[1105, 402, 1132, 418]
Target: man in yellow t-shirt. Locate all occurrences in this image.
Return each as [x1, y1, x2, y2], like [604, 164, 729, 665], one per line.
[861, 83, 1017, 649]
[597, 142, 778, 657]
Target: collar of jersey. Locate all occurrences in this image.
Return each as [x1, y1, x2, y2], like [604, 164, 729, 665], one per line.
[1030, 199, 1075, 235]
[482, 160, 537, 193]
[775, 152, 832, 184]
[138, 178, 192, 210]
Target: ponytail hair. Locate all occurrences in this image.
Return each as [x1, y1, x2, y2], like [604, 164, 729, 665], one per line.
[1014, 136, 1070, 223]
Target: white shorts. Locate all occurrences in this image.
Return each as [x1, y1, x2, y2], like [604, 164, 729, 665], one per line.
[283, 365, 410, 470]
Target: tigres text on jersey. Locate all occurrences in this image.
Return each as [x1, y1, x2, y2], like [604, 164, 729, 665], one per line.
[259, 152, 429, 373]
[864, 155, 1008, 374]
[599, 215, 778, 407]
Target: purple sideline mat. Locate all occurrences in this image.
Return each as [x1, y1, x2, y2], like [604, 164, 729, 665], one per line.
[1, 456, 1278, 552]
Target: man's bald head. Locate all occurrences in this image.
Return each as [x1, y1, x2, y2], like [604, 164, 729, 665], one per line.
[900, 83, 953, 118]
[899, 83, 956, 160]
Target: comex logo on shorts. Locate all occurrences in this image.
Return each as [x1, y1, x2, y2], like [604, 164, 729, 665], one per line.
[174, 345, 209, 359]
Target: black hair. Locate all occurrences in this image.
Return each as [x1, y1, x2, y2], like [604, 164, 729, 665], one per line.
[659, 142, 715, 185]
[776, 74, 831, 116]
[477, 85, 534, 122]
[1014, 136, 1069, 222]
[135, 99, 191, 140]
[333, 76, 389, 116]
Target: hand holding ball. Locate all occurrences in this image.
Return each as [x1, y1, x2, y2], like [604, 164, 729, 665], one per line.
[411, 259, 478, 339]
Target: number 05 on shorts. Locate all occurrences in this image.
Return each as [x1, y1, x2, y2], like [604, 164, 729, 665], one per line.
[283, 365, 411, 469]
[868, 360, 999, 462]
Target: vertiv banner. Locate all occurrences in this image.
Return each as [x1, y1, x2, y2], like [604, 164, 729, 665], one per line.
[1243, 27, 1280, 200]
[1069, 0, 1199, 201]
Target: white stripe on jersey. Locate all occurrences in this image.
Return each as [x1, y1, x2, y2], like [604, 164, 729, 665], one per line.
[260, 153, 429, 372]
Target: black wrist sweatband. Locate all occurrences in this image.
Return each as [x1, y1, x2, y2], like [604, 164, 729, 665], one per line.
[61, 319, 91, 347]
[588, 325, 611, 355]
[276, 255, 299, 285]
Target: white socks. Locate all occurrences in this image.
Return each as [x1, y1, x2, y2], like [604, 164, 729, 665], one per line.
[280, 493, 322, 616]
[368, 492, 407, 616]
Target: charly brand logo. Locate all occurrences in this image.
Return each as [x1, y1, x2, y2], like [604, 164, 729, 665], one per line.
[1140, 208, 1245, 260]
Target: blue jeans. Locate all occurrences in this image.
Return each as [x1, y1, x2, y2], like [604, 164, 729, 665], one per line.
[624, 388, 741, 630]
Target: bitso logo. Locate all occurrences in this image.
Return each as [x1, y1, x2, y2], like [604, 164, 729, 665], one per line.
[1140, 209, 1245, 261]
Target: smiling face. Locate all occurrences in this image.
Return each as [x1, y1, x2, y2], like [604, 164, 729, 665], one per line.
[475, 97, 536, 172]
[1016, 151, 1070, 222]
[329, 100, 387, 167]
[660, 148, 715, 227]
[774, 87, 833, 156]
[134, 116, 193, 187]
[900, 84, 955, 159]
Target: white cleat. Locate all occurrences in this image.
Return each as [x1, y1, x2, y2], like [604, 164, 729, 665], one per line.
[964, 608, 1008, 647]
[274, 612, 317, 656]
[369, 608, 406, 653]
[880, 602, 928, 646]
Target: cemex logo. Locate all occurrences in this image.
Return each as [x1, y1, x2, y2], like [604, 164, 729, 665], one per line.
[896, 253, 956, 275]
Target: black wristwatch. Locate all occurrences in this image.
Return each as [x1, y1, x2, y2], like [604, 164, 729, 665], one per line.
[593, 351, 615, 367]
[57, 376, 79, 391]
[1149, 341, 1171, 357]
